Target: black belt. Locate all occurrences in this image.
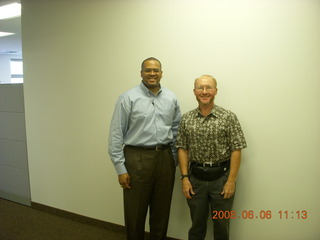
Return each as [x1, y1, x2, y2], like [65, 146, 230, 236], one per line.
[126, 144, 171, 151]
[191, 160, 230, 168]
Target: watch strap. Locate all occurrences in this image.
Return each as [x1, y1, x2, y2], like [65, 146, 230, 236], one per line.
[180, 174, 189, 180]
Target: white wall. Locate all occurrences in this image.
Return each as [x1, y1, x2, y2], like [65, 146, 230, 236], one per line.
[22, 0, 320, 239]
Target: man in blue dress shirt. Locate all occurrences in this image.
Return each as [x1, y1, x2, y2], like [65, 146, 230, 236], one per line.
[108, 57, 181, 240]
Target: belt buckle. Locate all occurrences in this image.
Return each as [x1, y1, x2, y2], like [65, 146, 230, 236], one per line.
[203, 162, 213, 167]
[155, 145, 161, 151]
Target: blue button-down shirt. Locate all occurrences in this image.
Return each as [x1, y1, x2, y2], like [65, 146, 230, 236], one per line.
[108, 82, 181, 175]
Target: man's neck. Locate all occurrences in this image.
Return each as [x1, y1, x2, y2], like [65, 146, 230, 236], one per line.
[142, 82, 160, 95]
[199, 103, 214, 117]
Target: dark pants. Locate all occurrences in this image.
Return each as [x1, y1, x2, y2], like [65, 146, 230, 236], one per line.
[123, 146, 176, 240]
[187, 171, 234, 240]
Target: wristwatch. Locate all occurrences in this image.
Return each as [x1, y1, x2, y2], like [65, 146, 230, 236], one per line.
[180, 174, 189, 180]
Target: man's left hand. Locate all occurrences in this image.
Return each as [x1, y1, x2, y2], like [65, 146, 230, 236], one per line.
[221, 181, 235, 199]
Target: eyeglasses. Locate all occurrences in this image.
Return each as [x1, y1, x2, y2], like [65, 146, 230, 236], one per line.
[195, 86, 215, 92]
[143, 68, 161, 73]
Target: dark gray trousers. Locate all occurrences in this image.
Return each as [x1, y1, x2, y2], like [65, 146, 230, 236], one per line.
[123, 146, 176, 240]
[187, 171, 234, 240]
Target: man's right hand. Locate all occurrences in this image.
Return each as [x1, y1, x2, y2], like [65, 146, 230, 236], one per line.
[118, 173, 131, 189]
[182, 178, 194, 199]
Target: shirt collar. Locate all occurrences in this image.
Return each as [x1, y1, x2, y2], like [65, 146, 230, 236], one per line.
[196, 105, 218, 118]
[139, 81, 162, 96]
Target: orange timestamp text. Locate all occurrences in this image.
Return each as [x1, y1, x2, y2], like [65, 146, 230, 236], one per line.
[212, 210, 308, 220]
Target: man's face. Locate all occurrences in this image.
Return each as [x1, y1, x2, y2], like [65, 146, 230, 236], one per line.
[141, 60, 162, 90]
[193, 76, 217, 106]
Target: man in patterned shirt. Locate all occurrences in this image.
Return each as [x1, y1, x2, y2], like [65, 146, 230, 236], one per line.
[176, 74, 247, 240]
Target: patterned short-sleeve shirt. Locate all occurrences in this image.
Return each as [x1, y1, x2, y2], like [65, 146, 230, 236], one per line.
[176, 105, 247, 163]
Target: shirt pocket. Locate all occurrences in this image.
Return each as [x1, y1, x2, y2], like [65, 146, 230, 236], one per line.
[159, 103, 176, 126]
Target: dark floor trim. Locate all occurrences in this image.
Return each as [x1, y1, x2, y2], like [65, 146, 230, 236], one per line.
[31, 201, 125, 233]
[31, 201, 180, 240]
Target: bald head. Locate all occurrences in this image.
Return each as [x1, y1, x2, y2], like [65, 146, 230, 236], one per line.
[194, 75, 217, 89]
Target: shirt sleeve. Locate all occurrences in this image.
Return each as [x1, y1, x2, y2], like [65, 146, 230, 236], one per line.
[176, 115, 189, 150]
[170, 99, 181, 165]
[108, 96, 130, 175]
[228, 112, 247, 151]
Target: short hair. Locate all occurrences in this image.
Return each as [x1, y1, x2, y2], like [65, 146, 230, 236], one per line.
[141, 57, 162, 71]
[194, 74, 217, 89]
